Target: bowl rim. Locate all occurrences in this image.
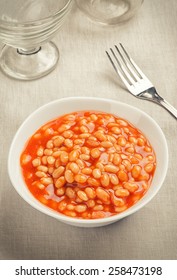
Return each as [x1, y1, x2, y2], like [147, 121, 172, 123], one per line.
[0, 0, 73, 27]
[8, 96, 169, 225]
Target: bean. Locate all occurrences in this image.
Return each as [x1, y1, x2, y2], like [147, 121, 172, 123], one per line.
[125, 147, 135, 154]
[110, 174, 119, 185]
[60, 151, 69, 164]
[111, 194, 125, 207]
[58, 201, 68, 211]
[80, 154, 90, 161]
[92, 211, 105, 219]
[46, 140, 53, 149]
[85, 187, 96, 199]
[47, 156, 55, 165]
[93, 205, 104, 211]
[37, 146, 44, 157]
[92, 168, 101, 179]
[32, 158, 41, 167]
[139, 174, 149, 181]
[75, 174, 87, 184]
[91, 148, 101, 159]
[36, 182, 45, 190]
[41, 177, 53, 185]
[86, 140, 100, 147]
[65, 187, 76, 199]
[94, 131, 107, 141]
[101, 141, 113, 148]
[79, 133, 90, 139]
[87, 177, 100, 187]
[44, 149, 53, 156]
[75, 204, 87, 213]
[122, 159, 132, 171]
[113, 153, 121, 165]
[117, 170, 128, 182]
[48, 167, 54, 174]
[130, 156, 139, 164]
[135, 153, 143, 160]
[115, 205, 127, 213]
[44, 128, 54, 136]
[114, 144, 121, 152]
[63, 130, 73, 139]
[81, 146, 90, 155]
[58, 124, 71, 133]
[64, 210, 77, 218]
[107, 122, 119, 128]
[117, 137, 126, 147]
[70, 162, 79, 174]
[129, 136, 137, 144]
[64, 139, 73, 148]
[74, 139, 85, 145]
[124, 182, 138, 193]
[69, 150, 79, 161]
[53, 136, 64, 147]
[87, 199, 96, 208]
[37, 165, 48, 172]
[90, 114, 98, 121]
[121, 154, 128, 160]
[64, 170, 74, 183]
[115, 188, 129, 197]
[56, 187, 65, 196]
[144, 163, 154, 173]
[137, 138, 145, 146]
[147, 155, 154, 161]
[104, 164, 119, 173]
[80, 125, 89, 133]
[144, 146, 152, 152]
[38, 196, 48, 205]
[109, 154, 114, 162]
[117, 119, 128, 126]
[82, 167, 92, 175]
[100, 173, 110, 187]
[96, 162, 104, 172]
[96, 187, 110, 203]
[55, 176, 66, 188]
[54, 158, 61, 168]
[131, 165, 142, 178]
[99, 153, 109, 164]
[67, 204, 75, 211]
[77, 190, 88, 201]
[87, 122, 95, 132]
[76, 159, 85, 169]
[111, 126, 121, 134]
[35, 171, 47, 178]
[107, 135, 117, 144]
[52, 151, 61, 158]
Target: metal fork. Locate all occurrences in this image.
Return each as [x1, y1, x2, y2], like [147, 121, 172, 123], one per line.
[106, 43, 177, 119]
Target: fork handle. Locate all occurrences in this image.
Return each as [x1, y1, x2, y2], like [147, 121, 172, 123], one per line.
[158, 99, 177, 119]
[139, 88, 177, 119]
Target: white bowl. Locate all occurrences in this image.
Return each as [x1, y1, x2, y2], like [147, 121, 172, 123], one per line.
[8, 97, 168, 227]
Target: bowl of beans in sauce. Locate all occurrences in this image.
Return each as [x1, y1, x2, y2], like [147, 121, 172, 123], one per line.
[8, 97, 168, 227]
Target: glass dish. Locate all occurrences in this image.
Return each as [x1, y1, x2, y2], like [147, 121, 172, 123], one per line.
[75, 0, 144, 25]
[0, 0, 73, 80]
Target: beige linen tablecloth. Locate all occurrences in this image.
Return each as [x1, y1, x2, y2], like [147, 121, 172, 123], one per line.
[0, 0, 177, 260]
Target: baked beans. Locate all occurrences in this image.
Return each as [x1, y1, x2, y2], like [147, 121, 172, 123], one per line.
[20, 111, 156, 219]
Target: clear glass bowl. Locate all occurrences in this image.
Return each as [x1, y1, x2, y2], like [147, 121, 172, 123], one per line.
[75, 0, 144, 25]
[0, 0, 73, 80]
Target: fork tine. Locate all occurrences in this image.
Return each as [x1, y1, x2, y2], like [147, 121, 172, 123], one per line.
[115, 44, 141, 82]
[119, 43, 151, 82]
[105, 50, 133, 91]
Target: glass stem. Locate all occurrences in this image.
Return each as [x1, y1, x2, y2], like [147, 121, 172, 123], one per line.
[17, 46, 41, 55]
